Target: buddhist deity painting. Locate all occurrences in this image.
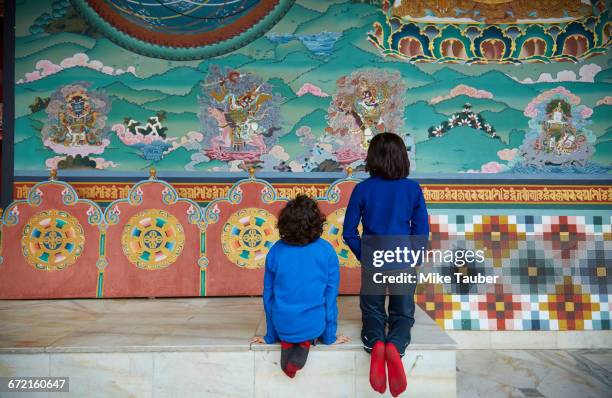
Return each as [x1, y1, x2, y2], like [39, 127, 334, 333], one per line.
[11, 0, 612, 176]
[328, 69, 405, 149]
[41, 83, 112, 169]
[316, 68, 412, 170]
[519, 88, 595, 168]
[195, 66, 283, 168]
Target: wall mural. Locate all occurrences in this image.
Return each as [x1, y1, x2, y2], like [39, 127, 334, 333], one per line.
[12, 0, 612, 177]
[4, 0, 610, 331]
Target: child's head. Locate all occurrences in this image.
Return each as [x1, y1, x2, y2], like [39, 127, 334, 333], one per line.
[277, 195, 325, 245]
[365, 132, 410, 179]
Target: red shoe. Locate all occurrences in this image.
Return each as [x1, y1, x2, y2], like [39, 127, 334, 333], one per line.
[369, 341, 386, 393]
[385, 343, 407, 397]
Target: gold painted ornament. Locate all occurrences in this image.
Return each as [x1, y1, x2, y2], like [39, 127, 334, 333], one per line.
[121, 209, 185, 270]
[322, 208, 361, 268]
[22, 210, 85, 271]
[221, 208, 279, 269]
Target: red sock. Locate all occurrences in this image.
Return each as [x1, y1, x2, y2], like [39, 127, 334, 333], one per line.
[298, 341, 311, 349]
[369, 341, 386, 393]
[385, 343, 407, 397]
[280, 342, 296, 378]
[285, 362, 298, 378]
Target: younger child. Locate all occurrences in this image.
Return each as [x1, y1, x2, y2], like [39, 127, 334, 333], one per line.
[343, 133, 429, 397]
[251, 195, 349, 377]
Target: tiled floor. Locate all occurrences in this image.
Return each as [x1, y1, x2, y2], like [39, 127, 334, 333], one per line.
[457, 349, 612, 398]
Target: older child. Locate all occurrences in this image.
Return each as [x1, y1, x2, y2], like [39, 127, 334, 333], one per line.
[251, 195, 349, 378]
[343, 133, 429, 397]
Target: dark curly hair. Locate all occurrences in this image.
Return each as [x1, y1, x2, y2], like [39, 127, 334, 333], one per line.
[365, 132, 410, 179]
[277, 195, 325, 246]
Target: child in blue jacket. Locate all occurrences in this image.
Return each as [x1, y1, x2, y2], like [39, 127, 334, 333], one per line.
[251, 195, 349, 377]
[343, 133, 430, 397]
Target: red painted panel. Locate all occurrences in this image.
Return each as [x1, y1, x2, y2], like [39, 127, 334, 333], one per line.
[102, 181, 201, 298]
[0, 183, 101, 299]
[204, 179, 361, 296]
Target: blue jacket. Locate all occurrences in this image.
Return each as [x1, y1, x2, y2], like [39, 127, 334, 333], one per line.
[343, 176, 430, 260]
[263, 238, 339, 344]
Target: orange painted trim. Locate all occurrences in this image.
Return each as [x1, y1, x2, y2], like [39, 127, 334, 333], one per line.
[13, 182, 612, 205]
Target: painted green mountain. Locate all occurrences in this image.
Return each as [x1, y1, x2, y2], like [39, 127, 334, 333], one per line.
[408, 70, 539, 110]
[404, 101, 447, 143]
[269, 77, 297, 101]
[17, 66, 137, 93]
[536, 81, 612, 108]
[102, 82, 167, 106]
[273, 39, 318, 61]
[245, 50, 324, 85]
[432, 95, 509, 115]
[201, 53, 258, 71]
[281, 94, 330, 131]
[594, 67, 612, 84]
[98, 134, 152, 171]
[226, 35, 278, 61]
[14, 115, 43, 144]
[16, 43, 92, 74]
[279, 109, 329, 159]
[15, 86, 46, 119]
[14, 136, 50, 170]
[592, 140, 612, 166]
[15, 32, 95, 58]
[294, 2, 379, 35]
[15, 68, 135, 119]
[289, 42, 432, 94]
[431, 68, 467, 82]
[295, 0, 346, 13]
[126, 66, 203, 96]
[479, 108, 529, 144]
[508, 129, 526, 148]
[141, 87, 200, 114]
[270, 3, 321, 34]
[85, 38, 201, 78]
[415, 126, 508, 172]
[591, 105, 612, 139]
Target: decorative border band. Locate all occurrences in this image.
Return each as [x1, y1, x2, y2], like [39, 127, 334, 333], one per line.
[13, 182, 612, 206]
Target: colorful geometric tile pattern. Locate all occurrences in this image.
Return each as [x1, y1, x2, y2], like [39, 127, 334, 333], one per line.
[419, 215, 611, 330]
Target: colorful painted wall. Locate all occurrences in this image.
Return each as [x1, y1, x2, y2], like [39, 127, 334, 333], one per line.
[2, 0, 610, 332]
[11, 0, 611, 176]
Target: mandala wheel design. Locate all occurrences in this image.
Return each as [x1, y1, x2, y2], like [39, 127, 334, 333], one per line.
[21, 210, 85, 271]
[121, 209, 185, 270]
[222, 208, 279, 269]
[322, 208, 361, 268]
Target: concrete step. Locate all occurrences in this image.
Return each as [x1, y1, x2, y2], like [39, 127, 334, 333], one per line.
[0, 297, 456, 397]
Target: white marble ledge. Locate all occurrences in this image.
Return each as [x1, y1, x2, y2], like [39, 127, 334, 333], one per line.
[447, 330, 612, 349]
[252, 304, 456, 352]
[0, 297, 456, 355]
[249, 341, 456, 352]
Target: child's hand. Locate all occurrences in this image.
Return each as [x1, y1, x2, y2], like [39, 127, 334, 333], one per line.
[250, 336, 266, 344]
[332, 334, 350, 345]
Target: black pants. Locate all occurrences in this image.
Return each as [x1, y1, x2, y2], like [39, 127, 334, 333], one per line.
[360, 285, 416, 356]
